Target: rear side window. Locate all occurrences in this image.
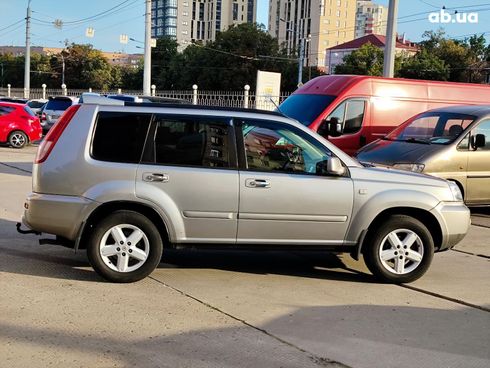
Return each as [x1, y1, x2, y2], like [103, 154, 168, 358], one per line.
[0, 106, 14, 116]
[92, 112, 151, 163]
[46, 99, 72, 111]
[143, 115, 231, 168]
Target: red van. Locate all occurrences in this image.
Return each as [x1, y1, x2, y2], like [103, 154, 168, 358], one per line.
[279, 75, 490, 155]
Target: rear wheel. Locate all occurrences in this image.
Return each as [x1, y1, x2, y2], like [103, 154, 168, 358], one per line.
[8, 131, 28, 149]
[87, 210, 163, 283]
[364, 215, 434, 283]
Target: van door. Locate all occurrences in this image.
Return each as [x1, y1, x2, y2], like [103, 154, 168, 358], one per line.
[236, 119, 354, 245]
[135, 114, 239, 243]
[325, 99, 368, 155]
[466, 119, 490, 205]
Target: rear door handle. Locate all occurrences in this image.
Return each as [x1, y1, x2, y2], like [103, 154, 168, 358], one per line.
[245, 178, 270, 188]
[143, 172, 169, 183]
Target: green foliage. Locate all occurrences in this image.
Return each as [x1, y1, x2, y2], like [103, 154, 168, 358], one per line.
[334, 43, 385, 76]
[398, 49, 449, 80]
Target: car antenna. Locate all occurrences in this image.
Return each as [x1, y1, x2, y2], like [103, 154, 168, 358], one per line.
[268, 96, 287, 117]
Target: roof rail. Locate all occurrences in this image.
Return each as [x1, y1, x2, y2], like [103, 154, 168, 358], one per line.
[80, 95, 124, 106]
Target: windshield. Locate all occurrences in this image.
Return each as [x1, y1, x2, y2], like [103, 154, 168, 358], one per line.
[385, 112, 476, 145]
[24, 106, 36, 117]
[46, 99, 72, 111]
[278, 94, 336, 126]
[28, 101, 46, 108]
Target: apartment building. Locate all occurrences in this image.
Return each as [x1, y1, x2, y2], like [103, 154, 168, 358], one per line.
[355, 0, 387, 38]
[151, 0, 256, 49]
[268, 0, 357, 67]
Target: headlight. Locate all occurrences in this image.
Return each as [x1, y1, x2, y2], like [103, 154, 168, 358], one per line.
[448, 181, 464, 202]
[392, 163, 425, 173]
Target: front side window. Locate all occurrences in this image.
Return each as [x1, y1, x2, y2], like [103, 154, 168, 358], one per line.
[92, 112, 151, 163]
[145, 115, 231, 168]
[472, 119, 490, 151]
[326, 99, 366, 134]
[241, 120, 332, 175]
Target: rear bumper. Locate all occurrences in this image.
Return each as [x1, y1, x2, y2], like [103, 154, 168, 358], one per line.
[22, 192, 98, 240]
[431, 202, 471, 251]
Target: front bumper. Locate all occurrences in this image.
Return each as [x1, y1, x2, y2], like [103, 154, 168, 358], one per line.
[22, 192, 98, 241]
[431, 201, 471, 251]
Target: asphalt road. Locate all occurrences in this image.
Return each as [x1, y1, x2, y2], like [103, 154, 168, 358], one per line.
[0, 145, 488, 368]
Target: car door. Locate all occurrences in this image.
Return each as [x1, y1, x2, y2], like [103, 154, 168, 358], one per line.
[236, 119, 354, 245]
[466, 119, 490, 205]
[135, 113, 239, 243]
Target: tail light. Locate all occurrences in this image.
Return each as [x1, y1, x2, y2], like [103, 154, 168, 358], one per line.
[41, 113, 46, 121]
[35, 105, 81, 164]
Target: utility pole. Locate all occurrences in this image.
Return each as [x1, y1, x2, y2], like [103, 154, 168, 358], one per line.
[61, 53, 65, 86]
[143, 0, 151, 95]
[24, 0, 32, 98]
[383, 0, 398, 78]
[297, 38, 304, 87]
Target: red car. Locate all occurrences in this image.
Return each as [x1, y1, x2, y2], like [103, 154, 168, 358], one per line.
[0, 102, 42, 149]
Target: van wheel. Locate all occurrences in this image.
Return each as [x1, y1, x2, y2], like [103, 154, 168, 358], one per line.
[8, 131, 28, 149]
[87, 210, 163, 283]
[364, 215, 434, 283]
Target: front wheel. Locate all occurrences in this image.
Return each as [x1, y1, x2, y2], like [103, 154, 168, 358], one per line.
[364, 215, 434, 283]
[8, 130, 28, 149]
[87, 210, 163, 283]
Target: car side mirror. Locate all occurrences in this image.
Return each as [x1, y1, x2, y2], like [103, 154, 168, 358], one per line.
[471, 133, 486, 149]
[316, 157, 345, 176]
[318, 117, 342, 137]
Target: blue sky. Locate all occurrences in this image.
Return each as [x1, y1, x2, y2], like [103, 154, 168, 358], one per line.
[0, 0, 489, 54]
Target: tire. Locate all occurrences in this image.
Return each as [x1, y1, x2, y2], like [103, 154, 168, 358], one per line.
[87, 210, 163, 283]
[8, 130, 28, 149]
[363, 215, 434, 283]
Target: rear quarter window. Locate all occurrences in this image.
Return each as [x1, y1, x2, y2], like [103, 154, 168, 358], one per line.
[91, 112, 152, 163]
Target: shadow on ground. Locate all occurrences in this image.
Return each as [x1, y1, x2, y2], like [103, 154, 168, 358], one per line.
[0, 218, 370, 284]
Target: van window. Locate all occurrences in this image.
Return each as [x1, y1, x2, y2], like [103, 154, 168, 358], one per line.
[92, 112, 152, 163]
[145, 115, 231, 168]
[327, 99, 366, 135]
[386, 112, 476, 145]
[472, 119, 490, 151]
[278, 94, 336, 126]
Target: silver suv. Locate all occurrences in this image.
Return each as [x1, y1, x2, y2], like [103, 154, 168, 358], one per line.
[19, 97, 471, 283]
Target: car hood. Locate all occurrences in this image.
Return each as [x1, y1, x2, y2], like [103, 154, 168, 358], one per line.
[356, 139, 444, 165]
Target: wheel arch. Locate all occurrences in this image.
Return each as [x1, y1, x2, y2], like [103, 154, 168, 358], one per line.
[77, 201, 171, 250]
[353, 206, 443, 260]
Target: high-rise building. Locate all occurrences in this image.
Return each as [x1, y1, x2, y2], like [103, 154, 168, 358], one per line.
[268, 0, 357, 68]
[355, 0, 387, 39]
[151, 0, 256, 49]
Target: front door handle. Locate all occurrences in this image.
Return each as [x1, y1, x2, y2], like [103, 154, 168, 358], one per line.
[143, 172, 169, 183]
[245, 178, 270, 188]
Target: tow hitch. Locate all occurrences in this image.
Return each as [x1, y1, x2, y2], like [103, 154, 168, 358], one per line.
[16, 222, 41, 236]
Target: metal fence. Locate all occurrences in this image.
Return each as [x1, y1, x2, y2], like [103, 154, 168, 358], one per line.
[0, 85, 291, 110]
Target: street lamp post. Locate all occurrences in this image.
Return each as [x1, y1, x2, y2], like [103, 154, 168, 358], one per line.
[280, 18, 305, 88]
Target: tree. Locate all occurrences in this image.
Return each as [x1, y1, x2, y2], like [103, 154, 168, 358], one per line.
[398, 49, 449, 81]
[334, 43, 385, 76]
[55, 44, 113, 89]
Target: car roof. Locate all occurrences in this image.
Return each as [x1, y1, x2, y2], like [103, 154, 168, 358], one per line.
[425, 104, 490, 117]
[0, 101, 24, 109]
[123, 102, 285, 117]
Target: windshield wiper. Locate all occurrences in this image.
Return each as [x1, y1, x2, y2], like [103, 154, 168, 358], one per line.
[404, 137, 431, 145]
